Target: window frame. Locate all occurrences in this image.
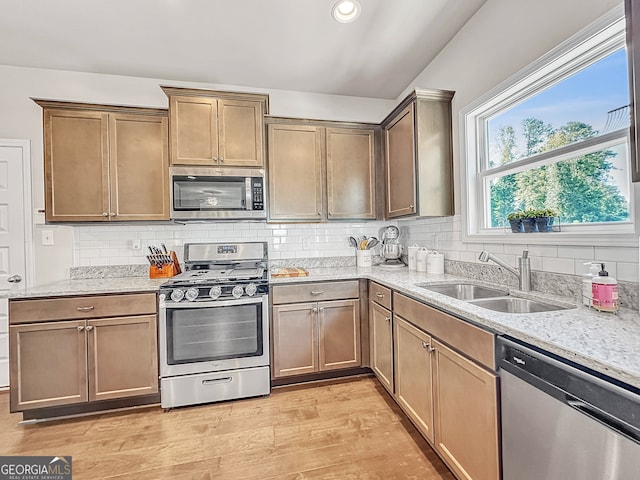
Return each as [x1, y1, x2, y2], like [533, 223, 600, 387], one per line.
[460, 6, 639, 247]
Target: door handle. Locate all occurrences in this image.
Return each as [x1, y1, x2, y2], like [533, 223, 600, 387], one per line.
[310, 291, 324, 295]
[7, 274, 22, 283]
[76, 306, 95, 312]
[86, 325, 94, 331]
[375, 292, 384, 298]
[77, 326, 85, 332]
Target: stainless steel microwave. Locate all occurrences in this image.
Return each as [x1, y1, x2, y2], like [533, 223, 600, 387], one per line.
[170, 167, 266, 220]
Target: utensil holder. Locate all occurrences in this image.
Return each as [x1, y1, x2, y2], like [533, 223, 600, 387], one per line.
[356, 249, 372, 268]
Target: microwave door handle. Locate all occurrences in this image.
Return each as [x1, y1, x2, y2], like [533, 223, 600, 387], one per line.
[245, 177, 252, 210]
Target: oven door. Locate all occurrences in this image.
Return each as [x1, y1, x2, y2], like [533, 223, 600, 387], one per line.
[159, 295, 269, 377]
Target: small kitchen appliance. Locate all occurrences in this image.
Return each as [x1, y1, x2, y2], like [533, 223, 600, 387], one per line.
[158, 242, 270, 409]
[380, 225, 404, 268]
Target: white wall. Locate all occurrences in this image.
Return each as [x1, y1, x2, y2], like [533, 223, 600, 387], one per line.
[399, 0, 639, 283]
[0, 65, 396, 283]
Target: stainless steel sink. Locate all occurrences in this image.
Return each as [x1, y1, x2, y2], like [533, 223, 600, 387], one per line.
[467, 297, 571, 313]
[418, 283, 508, 300]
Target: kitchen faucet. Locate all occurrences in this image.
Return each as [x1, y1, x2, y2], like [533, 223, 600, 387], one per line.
[478, 250, 532, 292]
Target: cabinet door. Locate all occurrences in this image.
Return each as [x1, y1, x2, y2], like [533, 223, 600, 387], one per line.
[326, 127, 376, 219]
[394, 316, 435, 443]
[384, 103, 416, 218]
[87, 315, 159, 402]
[267, 124, 324, 221]
[218, 99, 264, 167]
[370, 301, 393, 393]
[169, 96, 218, 165]
[109, 114, 169, 221]
[433, 339, 499, 480]
[9, 320, 88, 411]
[319, 299, 361, 371]
[271, 303, 318, 378]
[44, 109, 110, 221]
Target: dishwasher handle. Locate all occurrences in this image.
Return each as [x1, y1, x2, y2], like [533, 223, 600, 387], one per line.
[567, 398, 640, 443]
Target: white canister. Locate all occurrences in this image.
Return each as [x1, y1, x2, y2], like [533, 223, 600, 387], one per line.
[407, 244, 420, 270]
[356, 249, 372, 268]
[416, 247, 429, 272]
[427, 251, 445, 275]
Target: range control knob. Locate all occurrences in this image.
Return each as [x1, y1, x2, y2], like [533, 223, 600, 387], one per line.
[245, 283, 258, 297]
[209, 286, 222, 300]
[185, 287, 199, 302]
[232, 285, 244, 298]
[170, 289, 185, 302]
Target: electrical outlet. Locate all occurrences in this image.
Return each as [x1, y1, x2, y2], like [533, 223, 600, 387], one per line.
[132, 239, 141, 250]
[302, 237, 311, 250]
[41, 229, 54, 246]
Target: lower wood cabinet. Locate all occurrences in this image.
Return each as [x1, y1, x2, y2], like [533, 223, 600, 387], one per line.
[394, 315, 435, 443]
[9, 293, 159, 412]
[370, 300, 394, 393]
[271, 281, 361, 379]
[433, 339, 499, 480]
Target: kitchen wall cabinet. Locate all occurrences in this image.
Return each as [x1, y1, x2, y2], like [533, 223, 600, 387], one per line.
[271, 281, 361, 379]
[627, 0, 640, 182]
[381, 89, 454, 219]
[267, 118, 379, 222]
[8, 293, 158, 412]
[162, 86, 268, 167]
[35, 100, 169, 222]
[369, 282, 393, 393]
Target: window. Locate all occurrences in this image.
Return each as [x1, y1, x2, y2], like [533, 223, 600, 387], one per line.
[462, 11, 637, 243]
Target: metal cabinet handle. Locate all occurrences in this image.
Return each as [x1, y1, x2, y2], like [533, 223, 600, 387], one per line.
[422, 341, 429, 349]
[86, 325, 94, 331]
[319, 306, 324, 311]
[76, 306, 95, 312]
[312, 307, 318, 313]
[219, 157, 224, 163]
[310, 291, 324, 295]
[385, 316, 391, 322]
[102, 212, 109, 217]
[375, 292, 384, 298]
[77, 326, 85, 332]
[109, 212, 116, 217]
[7, 274, 22, 284]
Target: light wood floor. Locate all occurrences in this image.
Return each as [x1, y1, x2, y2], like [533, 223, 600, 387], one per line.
[0, 376, 455, 480]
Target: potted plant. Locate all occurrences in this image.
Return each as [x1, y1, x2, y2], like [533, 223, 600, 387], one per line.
[521, 209, 538, 233]
[532, 208, 557, 232]
[507, 212, 524, 233]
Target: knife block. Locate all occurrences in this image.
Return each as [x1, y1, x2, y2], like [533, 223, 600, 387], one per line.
[149, 263, 176, 278]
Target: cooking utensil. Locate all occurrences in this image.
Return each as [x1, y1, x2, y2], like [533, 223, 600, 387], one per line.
[365, 238, 379, 249]
[349, 236, 358, 248]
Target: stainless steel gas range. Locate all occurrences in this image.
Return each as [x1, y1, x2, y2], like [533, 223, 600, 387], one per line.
[158, 242, 270, 409]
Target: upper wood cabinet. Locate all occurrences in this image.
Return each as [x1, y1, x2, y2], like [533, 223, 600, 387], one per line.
[381, 89, 455, 219]
[267, 118, 379, 222]
[162, 86, 268, 168]
[35, 100, 169, 222]
[626, 0, 640, 182]
[268, 124, 324, 221]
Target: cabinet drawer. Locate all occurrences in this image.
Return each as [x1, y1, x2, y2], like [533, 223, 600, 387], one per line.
[9, 293, 157, 324]
[272, 281, 359, 304]
[394, 292, 495, 369]
[369, 282, 391, 309]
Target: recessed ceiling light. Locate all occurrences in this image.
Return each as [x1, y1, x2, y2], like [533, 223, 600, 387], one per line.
[331, 0, 361, 23]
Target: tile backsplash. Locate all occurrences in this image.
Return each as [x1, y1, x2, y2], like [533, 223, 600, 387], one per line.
[398, 214, 640, 283]
[73, 221, 395, 266]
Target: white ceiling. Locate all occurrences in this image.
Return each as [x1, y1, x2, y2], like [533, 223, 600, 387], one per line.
[0, 0, 487, 100]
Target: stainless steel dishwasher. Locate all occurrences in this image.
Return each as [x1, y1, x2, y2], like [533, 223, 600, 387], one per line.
[497, 336, 640, 480]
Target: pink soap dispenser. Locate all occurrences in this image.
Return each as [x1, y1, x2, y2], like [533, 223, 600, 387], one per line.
[591, 263, 619, 313]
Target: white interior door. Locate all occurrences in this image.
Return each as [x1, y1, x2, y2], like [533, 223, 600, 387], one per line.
[0, 139, 32, 388]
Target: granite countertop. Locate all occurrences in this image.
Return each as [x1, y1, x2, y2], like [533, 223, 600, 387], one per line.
[9, 265, 640, 390]
[271, 266, 640, 390]
[8, 277, 166, 298]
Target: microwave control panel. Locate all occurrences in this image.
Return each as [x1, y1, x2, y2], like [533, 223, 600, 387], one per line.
[252, 179, 264, 211]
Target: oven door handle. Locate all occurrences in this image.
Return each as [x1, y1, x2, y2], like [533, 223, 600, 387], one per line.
[202, 377, 233, 385]
[164, 296, 265, 309]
